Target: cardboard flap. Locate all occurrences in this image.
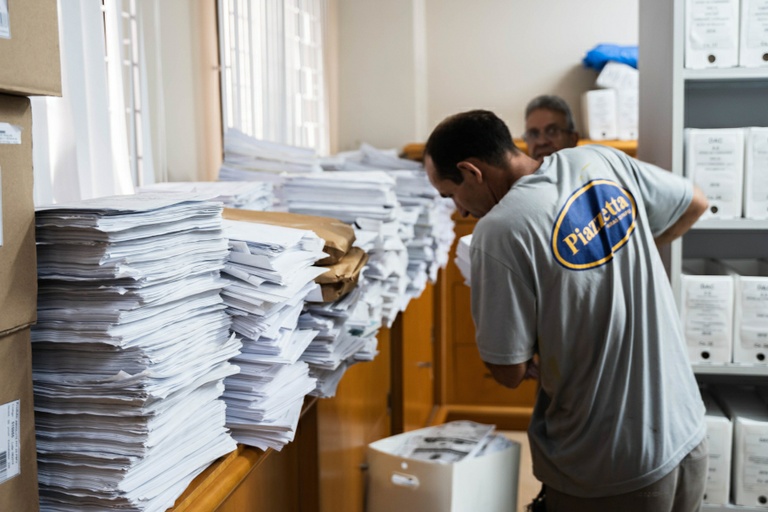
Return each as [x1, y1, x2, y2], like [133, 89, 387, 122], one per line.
[223, 208, 355, 265]
[315, 247, 368, 302]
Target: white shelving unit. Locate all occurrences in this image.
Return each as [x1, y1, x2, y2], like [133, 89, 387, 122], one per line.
[640, 1, 768, 511]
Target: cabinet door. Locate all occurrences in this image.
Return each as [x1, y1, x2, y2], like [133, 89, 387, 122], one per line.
[440, 215, 538, 408]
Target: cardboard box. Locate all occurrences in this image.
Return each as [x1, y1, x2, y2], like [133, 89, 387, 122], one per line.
[685, 128, 745, 220]
[680, 260, 734, 364]
[720, 259, 768, 364]
[743, 127, 768, 220]
[0, 327, 39, 512]
[701, 390, 733, 505]
[367, 430, 520, 512]
[685, 0, 740, 69]
[581, 89, 617, 141]
[0, 94, 38, 334]
[713, 386, 768, 508]
[0, 0, 61, 96]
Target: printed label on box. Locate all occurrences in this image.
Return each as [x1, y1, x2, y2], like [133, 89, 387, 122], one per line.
[0, 400, 21, 485]
[0, 123, 22, 145]
[0, 0, 9, 39]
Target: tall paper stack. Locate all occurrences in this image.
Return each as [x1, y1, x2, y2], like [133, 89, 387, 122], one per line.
[32, 194, 241, 511]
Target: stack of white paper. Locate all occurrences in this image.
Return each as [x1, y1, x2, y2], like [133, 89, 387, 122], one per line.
[389, 170, 456, 297]
[319, 142, 423, 172]
[390, 421, 496, 463]
[455, 234, 473, 287]
[32, 194, 241, 512]
[279, 171, 400, 223]
[218, 129, 322, 183]
[354, 216, 411, 326]
[219, 219, 325, 450]
[138, 181, 274, 211]
[298, 282, 383, 396]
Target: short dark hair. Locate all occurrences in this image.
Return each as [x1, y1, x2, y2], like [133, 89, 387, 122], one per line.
[424, 110, 519, 184]
[525, 95, 576, 132]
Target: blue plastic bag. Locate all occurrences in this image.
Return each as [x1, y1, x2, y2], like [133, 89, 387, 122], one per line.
[582, 44, 638, 71]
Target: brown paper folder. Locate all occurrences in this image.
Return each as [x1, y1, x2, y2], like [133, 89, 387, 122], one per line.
[222, 209, 355, 265]
[315, 247, 368, 303]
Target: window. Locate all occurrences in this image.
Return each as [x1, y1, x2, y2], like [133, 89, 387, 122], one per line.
[218, 0, 329, 154]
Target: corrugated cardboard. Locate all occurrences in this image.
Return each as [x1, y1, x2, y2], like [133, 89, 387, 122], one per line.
[223, 208, 355, 265]
[315, 247, 368, 303]
[367, 430, 520, 512]
[0, 0, 61, 96]
[0, 94, 38, 334]
[0, 327, 40, 512]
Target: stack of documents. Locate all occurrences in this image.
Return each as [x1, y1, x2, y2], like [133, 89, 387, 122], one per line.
[218, 129, 322, 182]
[320, 142, 423, 172]
[32, 194, 241, 512]
[300, 284, 382, 397]
[138, 181, 274, 211]
[455, 234, 473, 287]
[219, 219, 326, 450]
[353, 218, 410, 327]
[389, 170, 456, 296]
[279, 171, 400, 223]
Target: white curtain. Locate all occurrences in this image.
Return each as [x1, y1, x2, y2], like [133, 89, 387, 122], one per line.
[218, 0, 330, 155]
[31, 0, 137, 205]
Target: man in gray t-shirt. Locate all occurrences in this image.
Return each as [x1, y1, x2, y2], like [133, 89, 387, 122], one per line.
[424, 110, 709, 511]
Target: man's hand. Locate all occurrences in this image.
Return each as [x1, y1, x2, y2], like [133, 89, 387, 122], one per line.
[485, 357, 539, 389]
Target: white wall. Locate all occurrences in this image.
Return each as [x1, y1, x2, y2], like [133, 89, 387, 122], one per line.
[335, 0, 638, 151]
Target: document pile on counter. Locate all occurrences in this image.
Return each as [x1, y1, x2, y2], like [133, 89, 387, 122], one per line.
[138, 181, 274, 211]
[455, 234, 473, 286]
[389, 170, 455, 297]
[320, 144, 455, 300]
[319, 142, 423, 173]
[279, 171, 410, 327]
[219, 219, 326, 450]
[389, 420, 510, 463]
[31, 194, 241, 512]
[218, 129, 322, 182]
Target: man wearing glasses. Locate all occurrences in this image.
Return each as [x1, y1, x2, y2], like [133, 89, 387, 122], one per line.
[523, 95, 579, 163]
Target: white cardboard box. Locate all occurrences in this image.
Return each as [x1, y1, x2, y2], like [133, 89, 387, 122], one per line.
[685, 128, 745, 219]
[367, 429, 520, 512]
[739, 0, 768, 68]
[616, 88, 639, 141]
[743, 127, 768, 219]
[720, 259, 768, 364]
[685, 0, 740, 69]
[701, 390, 733, 505]
[581, 89, 617, 141]
[713, 386, 768, 508]
[681, 260, 735, 364]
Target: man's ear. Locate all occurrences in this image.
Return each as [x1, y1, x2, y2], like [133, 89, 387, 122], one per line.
[456, 160, 484, 182]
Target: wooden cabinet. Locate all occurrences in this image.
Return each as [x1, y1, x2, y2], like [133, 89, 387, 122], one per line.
[398, 282, 437, 432]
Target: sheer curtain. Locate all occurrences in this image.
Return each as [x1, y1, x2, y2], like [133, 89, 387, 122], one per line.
[218, 0, 330, 155]
[31, 0, 154, 205]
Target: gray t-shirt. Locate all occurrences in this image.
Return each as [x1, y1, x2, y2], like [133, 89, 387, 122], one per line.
[470, 145, 706, 497]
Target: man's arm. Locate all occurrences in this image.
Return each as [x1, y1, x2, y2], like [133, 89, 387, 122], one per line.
[485, 358, 539, 389]
[654, 185, 709, 246]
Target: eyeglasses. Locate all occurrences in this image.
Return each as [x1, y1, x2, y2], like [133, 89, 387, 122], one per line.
[522, 126, 572, 142]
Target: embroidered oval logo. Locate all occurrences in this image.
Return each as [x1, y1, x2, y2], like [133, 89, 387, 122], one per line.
[551, 179, 637, 270]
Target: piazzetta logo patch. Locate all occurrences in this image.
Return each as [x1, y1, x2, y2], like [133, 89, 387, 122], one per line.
[551, 179, 637, 270]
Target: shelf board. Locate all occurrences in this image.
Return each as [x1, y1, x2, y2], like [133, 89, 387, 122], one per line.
[692, 218, 768, 231]
[703, 504, 768, 512]
[684, 67, 768, 82]
[693, 364, 768, 377]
